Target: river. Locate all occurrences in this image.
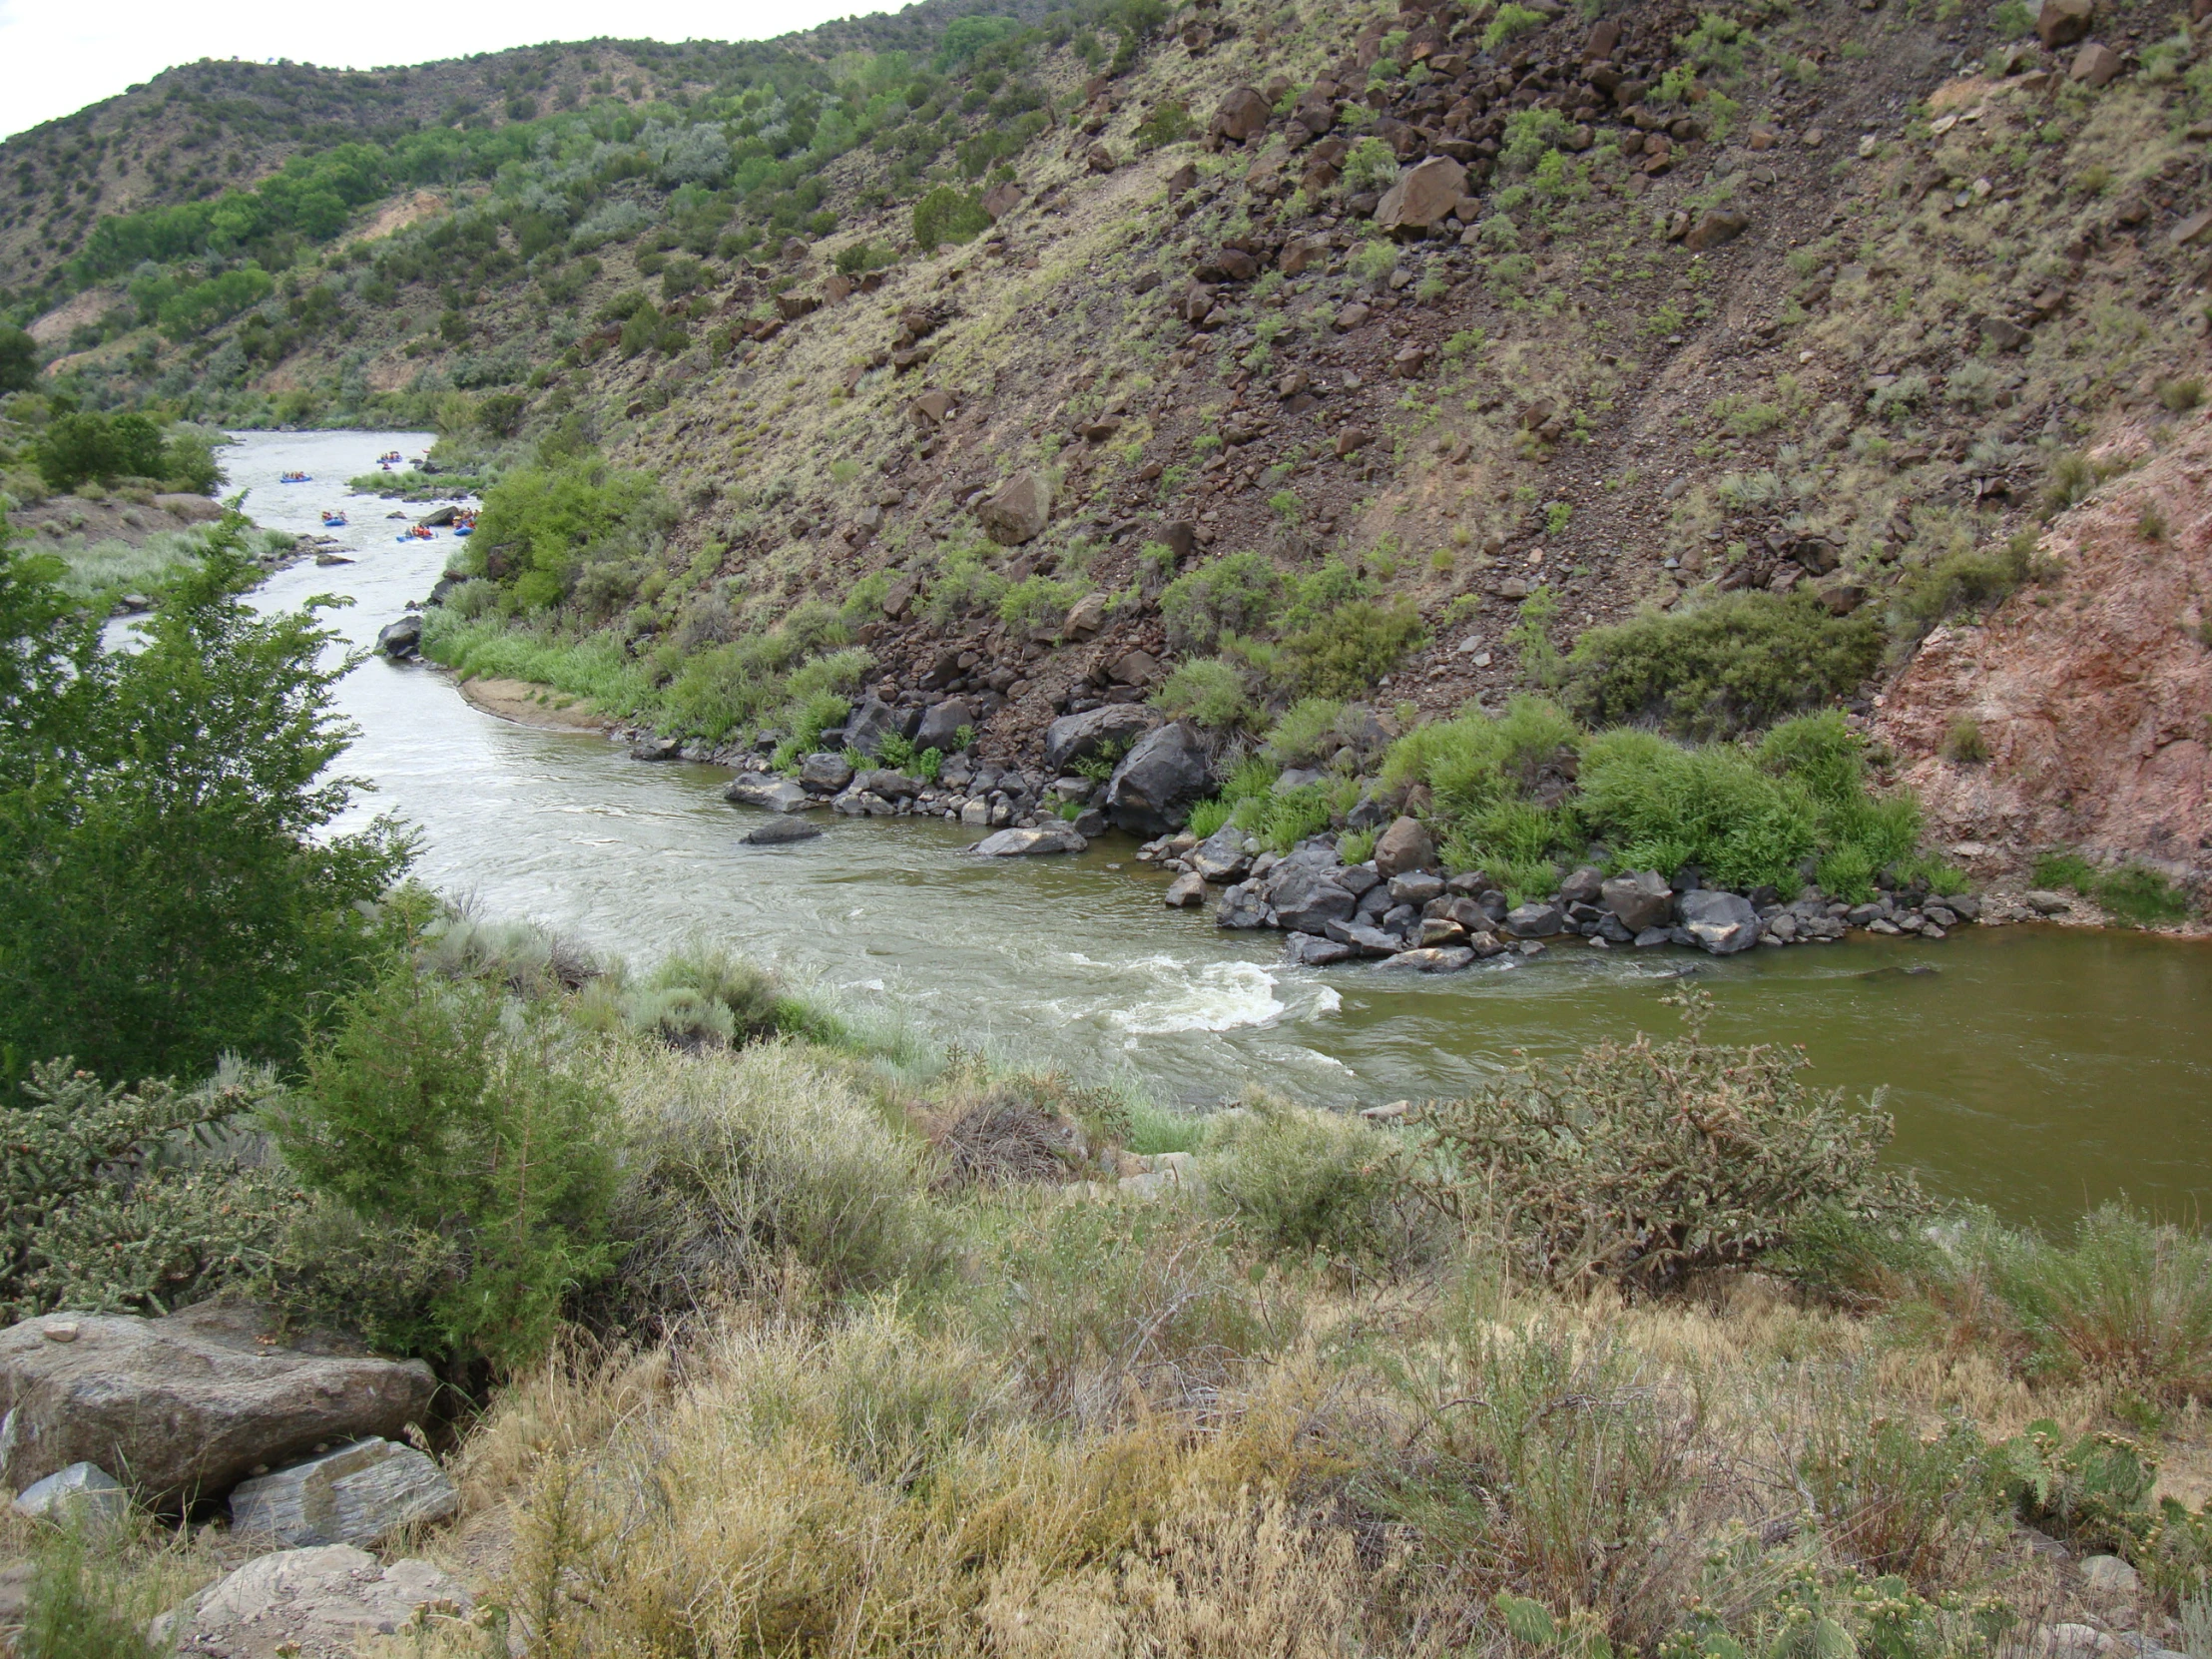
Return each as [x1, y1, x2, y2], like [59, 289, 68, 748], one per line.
[220, 429, 2212, 1223]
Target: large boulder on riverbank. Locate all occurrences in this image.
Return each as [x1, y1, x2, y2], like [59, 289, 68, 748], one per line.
[914, 698, 974, 753]
[1104, 723, 1212, 835]
[0, 1305, 434, 1509]
[1043, 705, 1161, 774]
[1600, 871, 1673, 933]
[1678, 888, 1761, 954]
[843, 696, 919, 758]
[1271, 865, 1357, 934]
[374, 617, 421, 660]
[1373, 816, 1435, 877]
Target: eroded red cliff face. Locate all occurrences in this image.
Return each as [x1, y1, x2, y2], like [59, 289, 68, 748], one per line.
[1879, 420, 2212, 885]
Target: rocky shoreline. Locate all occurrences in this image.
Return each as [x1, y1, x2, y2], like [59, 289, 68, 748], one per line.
[591, 686, 2095, 966]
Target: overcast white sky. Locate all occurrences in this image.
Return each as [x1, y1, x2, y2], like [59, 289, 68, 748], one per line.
[0, 0, 875, 140]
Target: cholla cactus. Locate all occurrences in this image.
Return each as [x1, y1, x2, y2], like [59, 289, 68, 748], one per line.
[1, 1060, 301, 1322]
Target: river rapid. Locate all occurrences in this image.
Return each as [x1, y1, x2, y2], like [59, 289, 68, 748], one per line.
[221, 430, 2212, 1223]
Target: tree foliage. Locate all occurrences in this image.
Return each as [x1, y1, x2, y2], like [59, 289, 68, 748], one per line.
[0, 512, 410, 1085]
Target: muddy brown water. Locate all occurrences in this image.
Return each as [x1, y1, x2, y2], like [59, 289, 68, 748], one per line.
[222, 432, 2212, 1223]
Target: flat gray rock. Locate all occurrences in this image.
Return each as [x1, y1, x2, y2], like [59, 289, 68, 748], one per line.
[971, 825, 1087, 855]
[230, 1437, 457, 1549]
[150, 1544, 472, 1659]
[724, 773, 815, 814]
[744, 818, 824, 845]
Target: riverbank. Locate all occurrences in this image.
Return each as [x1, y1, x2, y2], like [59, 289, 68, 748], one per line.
[454, 673, 616, 733]
[21, 973, 2212, 1657]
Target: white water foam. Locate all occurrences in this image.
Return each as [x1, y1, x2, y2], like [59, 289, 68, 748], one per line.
[1109, 957, 1286, 1035]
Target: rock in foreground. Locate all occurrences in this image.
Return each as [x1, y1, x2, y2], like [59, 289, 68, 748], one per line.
[229, 1437, 457, 1549]
[0, 1305, 434, 1508]
[150, 1545, 472, 1659]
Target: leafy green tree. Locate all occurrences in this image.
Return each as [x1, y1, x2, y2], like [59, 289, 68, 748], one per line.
[32, 411, 169, 492]
[0, 326, 37, 393]
[0, 513, 411, 1085]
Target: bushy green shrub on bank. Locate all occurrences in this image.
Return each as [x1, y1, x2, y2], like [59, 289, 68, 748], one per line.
[1368, 701, 1931, 902]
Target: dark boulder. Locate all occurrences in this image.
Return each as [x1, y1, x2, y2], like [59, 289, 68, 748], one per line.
[800, 752, 855, 793]
[1103, 723, 1213, 835]
[744, 818, 825, 845]
[1373, 816, 1436, 877]
[1503, 902, 1564, 939]
[1678, 889, 1761, 954]
[1271, 866, 1357, 934]
[914, 698, 974, 753]
[1043, 705, 1161, 774]
[375, 617, 421, 660]
[843, 696, 918, 758]
[1600, 870, 1673, 933]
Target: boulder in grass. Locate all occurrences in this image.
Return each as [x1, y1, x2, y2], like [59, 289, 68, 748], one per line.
[11, 1462, 127, 1529]
[0, 1304, 434, 1510]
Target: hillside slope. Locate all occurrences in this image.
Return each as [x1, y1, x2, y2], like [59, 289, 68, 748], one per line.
[8, 0, 2210, 891]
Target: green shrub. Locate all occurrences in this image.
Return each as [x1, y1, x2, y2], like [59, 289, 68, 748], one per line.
[998, 575, 1087, 635]
[2033, 851, 2193, 925]
[1263, 697, 1347, 766]
[1579, 713, 1918, 899]
[1207, 1102, 1423, 1267]
[1379, 697, 1581, 897]
[911, 185, 990, 252]
[605, 1038, 948, 1319]
[977, 1203, 1292, 1416]
[276, 940, 618, 1376]
[1159, 552, 1286, 652]
[473, 455, 670, 609]
[1134, 100, 1193, 149]
[1280, 599, 1424, 698]
[1971, 1207, 2212, 1402]
[1892, 530, 2045, 640]
[33, 411, 174, 492]
[1186, 798, 1234, 837]
[1341, 137, 1399, 195]
[19, 1529, 166, 1659]
[1940, 718, 1989, 763]
[1563, 593, 1884, 740]
[1482, 3, 1546, 50]
[922, 541, 1008, 624]
[1406, 992, 1925, 1290]
[1799, 1412, 2012, 1587]
[1152, 657, 1253, 730]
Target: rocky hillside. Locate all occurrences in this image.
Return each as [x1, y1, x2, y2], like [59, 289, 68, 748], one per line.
[10, 0, 2212, 892]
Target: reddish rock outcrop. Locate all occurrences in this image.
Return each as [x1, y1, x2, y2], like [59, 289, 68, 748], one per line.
[1877, 421, 2212, 883]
